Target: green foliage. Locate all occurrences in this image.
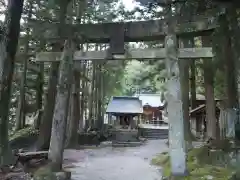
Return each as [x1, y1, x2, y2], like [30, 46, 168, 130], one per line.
[9, 127, 39, 141]
[93, 59, 127, 109]
[121, 60, 166, 95]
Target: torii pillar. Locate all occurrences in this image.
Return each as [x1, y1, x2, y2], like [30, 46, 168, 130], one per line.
[164, 2, 187, 177]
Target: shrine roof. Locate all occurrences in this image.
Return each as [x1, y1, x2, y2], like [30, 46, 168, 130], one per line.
[106, 96, 143, 114]
[135, 93, 164, 107]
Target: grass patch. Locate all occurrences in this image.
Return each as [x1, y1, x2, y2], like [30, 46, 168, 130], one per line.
[151, 146, 236, 180]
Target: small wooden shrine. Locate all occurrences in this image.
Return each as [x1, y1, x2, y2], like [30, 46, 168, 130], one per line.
[106, 96, 143, 128]
[106, 96, 143, 146]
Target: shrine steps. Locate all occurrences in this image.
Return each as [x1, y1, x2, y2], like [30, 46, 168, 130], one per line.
[139, 127, 168, 139]
[112, 141, 144, 147]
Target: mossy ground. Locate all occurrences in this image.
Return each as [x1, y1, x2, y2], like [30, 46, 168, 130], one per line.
[33, 164, 71, 180]
[33, 164, 57, 180]
[151, 145, 237, 180]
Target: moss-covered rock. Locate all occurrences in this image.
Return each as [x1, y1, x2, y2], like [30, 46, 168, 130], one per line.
[151, 146, 237, 180]
[9, 127, 39, 149]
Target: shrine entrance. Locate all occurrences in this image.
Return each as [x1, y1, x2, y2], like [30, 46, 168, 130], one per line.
[33, 9, 217, 177]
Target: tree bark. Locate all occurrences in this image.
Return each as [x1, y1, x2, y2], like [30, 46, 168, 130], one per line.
[0, 0, 24, 166]
[48, 39, 75, 171]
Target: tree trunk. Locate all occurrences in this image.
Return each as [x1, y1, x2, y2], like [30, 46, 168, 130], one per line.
[190, 60, 198, 134]
[83, 61, 90, 129]
[36, 62, 59, 150]
[65, 85, 73, 147]
[88, 61, 96, 129]
[80, 62, 86, 129]
[190, 60, 197, 109]
[227, 6, 240, 140]
[0, 0, 24, 166]
[220, 13, 238, 139]
[33, 40, 45, 129]
[34, 62, 44, 129]
[15, 58, 27, 130]
[36, 2, 68, 150]
[97, 63, 103, 130]
[101, 67, 106, 125]
[179, 38, 194, 147]
[66, 71, 80, 148]
[15, 1, 33, 131]
[202, 36, 217, 139]
[164, 3, 187, 176]
[218, 101, 228, 139]
[83, 62, 90, 128]
[48, 39, 75, 171]
[94, 63, 100, 129]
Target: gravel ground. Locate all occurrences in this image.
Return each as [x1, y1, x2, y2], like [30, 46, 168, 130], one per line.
[64, 139, 168, 180]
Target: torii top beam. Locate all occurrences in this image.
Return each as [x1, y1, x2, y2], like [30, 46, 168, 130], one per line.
[29, 11, 218, 43]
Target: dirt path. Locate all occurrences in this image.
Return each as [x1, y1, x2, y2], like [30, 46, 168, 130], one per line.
[64, 139, 168, 180]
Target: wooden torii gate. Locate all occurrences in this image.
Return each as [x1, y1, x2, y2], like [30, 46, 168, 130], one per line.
[33, 11, 215, 177]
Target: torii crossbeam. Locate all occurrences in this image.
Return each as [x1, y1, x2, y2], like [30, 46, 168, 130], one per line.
[35, 47, 213, 62]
